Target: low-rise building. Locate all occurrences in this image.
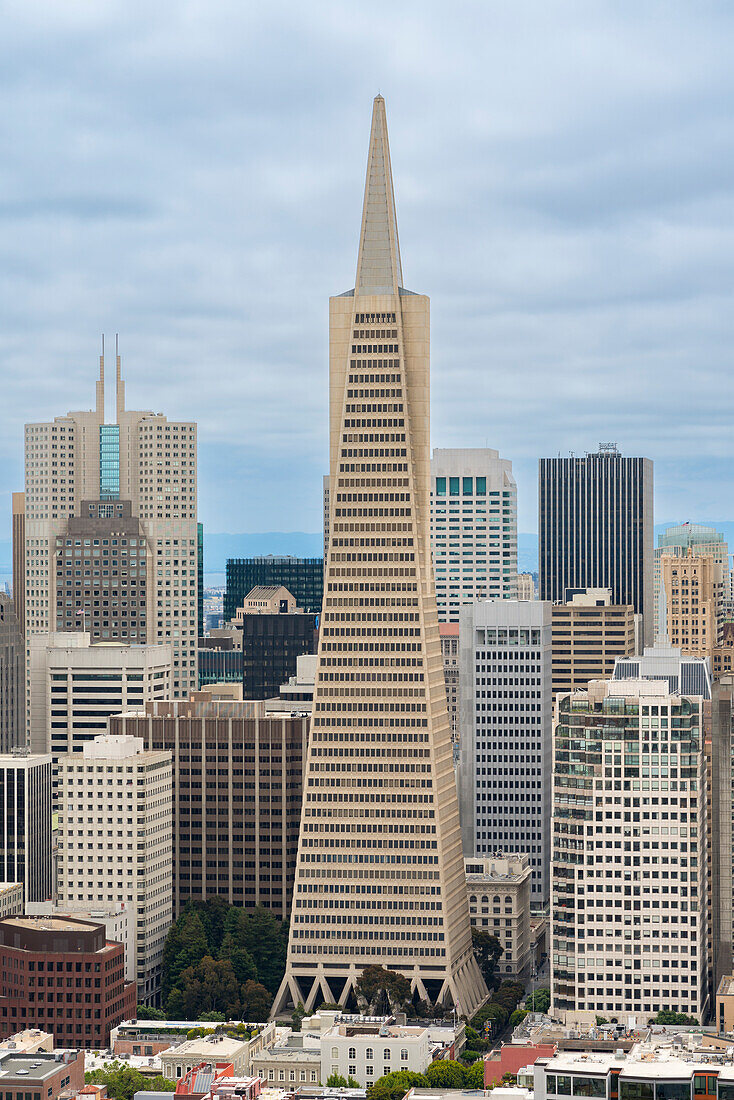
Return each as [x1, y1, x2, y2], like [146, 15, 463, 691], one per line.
[321, 1021, 432, 1088]
[250, 1034, 321, 1088]
[175, 1061, 236, 1099]
[0, 1050, 84, 1100]
[717, 975, 734, 1034]
[0, 884, 24, 920]
[533, 1043, 734, 1100]
[465, 855, 532, 982]
[0, 1029, 53, 1054]
[161, 1038, 250, 1082]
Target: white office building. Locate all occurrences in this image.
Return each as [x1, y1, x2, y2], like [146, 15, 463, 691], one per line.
[551, 678, 708, 1024]
[56, 734, 173, 1004]
[458, 600, 553, 902]
[431, 448, 517, 623]
[28, 631, 172, 757]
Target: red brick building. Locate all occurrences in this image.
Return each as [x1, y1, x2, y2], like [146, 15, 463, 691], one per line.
[0, 916, 136, 1048]
[0, 1050, 85, 1100]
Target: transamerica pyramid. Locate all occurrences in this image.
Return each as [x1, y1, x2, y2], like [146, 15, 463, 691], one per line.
[272, 96, 488, 1017]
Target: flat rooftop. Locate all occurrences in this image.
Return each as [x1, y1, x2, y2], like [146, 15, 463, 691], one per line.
[719, 976, 734, 997]
[0, 1053, 78, 1081]
[1, 916, 96, 933]
[545, 1046, 734, 1078]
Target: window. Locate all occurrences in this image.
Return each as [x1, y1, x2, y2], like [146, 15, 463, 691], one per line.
[695, 1080, 708, 1097]
[573, 1079, 607, 1098]
[331, 1048, 339, 1059]
[557, 1077, 572, 1096]
[449, 477, 460, 495]
[476, 476, 486, 495]
[463, 477, 473, 495]
[349, 1048, 356, 1059]
[436, 478, 446, 495]
[619, 1083, 653, 1100]
[658, 1087, 692, 1100]
[384, 1049, 391, 1061]
[366, 1048, 374, 1060]
[401, 1049, 409, 1062]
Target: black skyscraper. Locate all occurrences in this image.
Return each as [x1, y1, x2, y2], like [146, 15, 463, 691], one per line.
[539, 446, 654, 645]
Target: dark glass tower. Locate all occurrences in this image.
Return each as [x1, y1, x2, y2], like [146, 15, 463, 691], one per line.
[538, 446, 654, 645]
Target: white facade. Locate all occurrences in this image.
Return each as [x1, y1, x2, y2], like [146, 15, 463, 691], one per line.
[26, 898, 135, 983]
[28, 631, 172, 756]
[56, 734, 173, 1004]
[551, 679, 708, 1024]
[458, 600, 553, 901]
[23, 351, 197, 701]
[321, 1024, 431, 1087]
[160, 1036, 250, 1080]
[430, 448, 518, 623]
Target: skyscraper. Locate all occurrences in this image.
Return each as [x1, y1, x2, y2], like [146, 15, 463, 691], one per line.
[0, 594, 23, 752]
[457, 600, 553, 902]
[538, 446, 654, 645]
[654, 523, 729, 634]
[23, 341, 197, 698]
[551, 679, 708, 1024]
[430, 448, 517, 622]
[272, 97, 487, 1016]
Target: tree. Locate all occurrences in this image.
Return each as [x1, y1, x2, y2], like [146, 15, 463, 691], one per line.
[166, 956, 242, 1019]
[595, 1016, 609, 1025]
[525, 987, 551, 1014]
[85, 1064, 176, 1100]
[510, 1009, 528, 1027]
[424, 1061, 467, 1089]
[198, 1011, 226, 1022]
[241, 908, 288, 995]
[135, 1004, 167, 1020]
[652, 1010, 698, 1025]
[471, 928, 504, 988]
[327, 1075, 349, 1087]
[161, 908, 210, 1001]
[241, 979, 273, 1022]
[366, 1087, 393, 1100]
[368, 1072, 428, 1100]
[355, 966, 411, 1014]
[465, 1061, 485, 1090]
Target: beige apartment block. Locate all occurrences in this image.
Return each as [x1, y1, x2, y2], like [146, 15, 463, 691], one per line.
[56, 734, 173, 1004]
[551, 588, 636, 702]
[517, 573, 535, 600]
[439, 624, 459, 739]
[23, 342, 197, 703]
[28, 631, 172, 757]
[272, 97, 487, 1018]
[465, 854, 532, 982]
[660, 548, 723, 657]
[0, 883, 25, 920]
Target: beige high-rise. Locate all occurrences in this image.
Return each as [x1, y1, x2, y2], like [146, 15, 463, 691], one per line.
[660, 547, 723, 657]
[272, 98, 487, 1017]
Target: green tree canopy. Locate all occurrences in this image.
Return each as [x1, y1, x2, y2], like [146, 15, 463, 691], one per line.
[471, 928, 504, 988]
[367, 1071, 429, 1100]
[525, 987, 551, 1013]
[424, 1060, 467, 1089]
[85, 1064, 176, 1100]
[355, 965, 411, 1014]
[652, 1010, 698, 1025]
[168, 956, 242, 1019]
[465, 1060, 485, 1090]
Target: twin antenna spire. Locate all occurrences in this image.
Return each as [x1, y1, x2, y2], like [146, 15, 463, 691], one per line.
[96, 333, 125, 422]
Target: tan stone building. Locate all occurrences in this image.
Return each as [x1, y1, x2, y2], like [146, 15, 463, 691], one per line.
[660, 547, 723, 656]
[465, 854, 532, 982]
[233, 585, 299, 618]
[273, 96, 487, 1017]
[517, 573, 535, 600]
[551, 587, 636, 702]
[23, 342, 197, 700]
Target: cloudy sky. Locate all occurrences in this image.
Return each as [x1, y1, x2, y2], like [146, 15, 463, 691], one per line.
[2, 0, 734, 540]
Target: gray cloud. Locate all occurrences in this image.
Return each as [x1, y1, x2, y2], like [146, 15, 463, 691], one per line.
[1, 0, 734, 538]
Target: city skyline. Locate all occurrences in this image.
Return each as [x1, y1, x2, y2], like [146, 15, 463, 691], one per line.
[3, 4, 734, 539]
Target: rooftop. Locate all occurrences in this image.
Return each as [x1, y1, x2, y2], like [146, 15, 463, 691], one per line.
[1, 916, 97, 933]
[0, 1052, 79, 1081]
[719, 976, 734, 997]
[543, 1042, 734, 1077]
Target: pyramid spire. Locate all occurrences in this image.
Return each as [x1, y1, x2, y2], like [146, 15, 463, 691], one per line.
[355, 95, 403, 295]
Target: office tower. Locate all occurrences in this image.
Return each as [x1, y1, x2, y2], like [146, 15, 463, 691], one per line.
[11, 493, 25, 635]
[551, 679, 708, 1024]
[551, 588, 636, 702]
[0, 753, 53, 903]
[0, 915, 135, 1046]
[232, 586, 318, 700]
[458, 600, 552, 902]
[111, 698, 308, 918]
[225, 557, 323, 620]
[538, 446, 654, 645]
[660, 549, 724, 656]
[273, 97, 487, 1016]
[712, 675, 734, 988]
[197, 522, 204, 638]
[613, 643, 712, 699]
[465, 855, 532, 982]
[431, 448, 517, 622]
[264, 653, 317, 714]
[24, 342, 197, 698]
[56, 734, 173, 1004]
[517, 573, 535, 600]
[439, 624, 459, 739]
[0, 594, 24, 752]
[28, 631, 172, 757]
[655, 523, 729, 633]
